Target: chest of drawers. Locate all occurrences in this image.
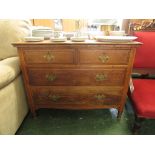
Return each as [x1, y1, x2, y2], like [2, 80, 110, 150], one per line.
[13, 40, 140, 118]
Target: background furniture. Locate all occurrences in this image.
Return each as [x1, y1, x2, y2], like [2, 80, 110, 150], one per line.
[0, 20, 31, 134]
[13, 41, 140, 118]
[31, 19, 83, 32]
[31, 19, 154, 34]
[128, 29, 155, 134]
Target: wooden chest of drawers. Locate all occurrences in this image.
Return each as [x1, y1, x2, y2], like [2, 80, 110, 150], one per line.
[13, 40, 140, 118]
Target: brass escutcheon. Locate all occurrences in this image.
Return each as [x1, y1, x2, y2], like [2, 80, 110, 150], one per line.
[45, 73, 57, 82]
[94, 94, 106, 100]
[43, 51, 55, 62]
[48, 94, 60, 102]
[95, 74, 107, 81]
[98, 55, 109, 63]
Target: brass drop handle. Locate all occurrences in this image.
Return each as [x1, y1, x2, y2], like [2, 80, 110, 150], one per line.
[95, 74, 107, 81]
[43, 51, 55, 62]
[48, 94, 60, 102]
[94, 94, 106, 100]
[46, 73, 57, 82]
[98, 55, 109, 63]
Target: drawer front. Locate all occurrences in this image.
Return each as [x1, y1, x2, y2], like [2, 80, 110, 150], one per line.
[79, 49, 130, 65]
[24, 49, 75, 64]
[28, 68, 126, 86]
[32, 87, 122, 106]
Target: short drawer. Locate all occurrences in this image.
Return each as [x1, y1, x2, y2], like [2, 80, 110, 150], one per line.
[24, 49, 75, 64]
[79, 49, 130, 65]
[28, 68, 126, 86]
[32, 86, 122, 106]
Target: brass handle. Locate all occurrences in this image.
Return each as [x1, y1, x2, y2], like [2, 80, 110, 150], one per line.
[94, 94, 106, 100]
[43, 51, 55, 62]
[98, 55, 109, 63]
[46, 73, 57, 82]
[48, 94, 60, 102]
[95, 74, 107, 81]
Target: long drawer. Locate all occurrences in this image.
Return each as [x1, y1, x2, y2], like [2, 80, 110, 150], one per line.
[23, 49, 130, 65]
[28, 68, 126, 86]
[24, 49, 75, 64]
[79, 49, 130, 65]
[32, 86, 122, 106]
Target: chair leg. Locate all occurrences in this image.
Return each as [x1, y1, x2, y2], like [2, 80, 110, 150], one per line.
[132, 116, 145, 134]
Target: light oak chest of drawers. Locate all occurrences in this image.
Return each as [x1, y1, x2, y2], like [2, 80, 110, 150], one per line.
[13, 40, 141, 117]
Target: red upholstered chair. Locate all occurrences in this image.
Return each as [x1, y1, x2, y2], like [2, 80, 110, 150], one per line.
[128, 31, 155, 134]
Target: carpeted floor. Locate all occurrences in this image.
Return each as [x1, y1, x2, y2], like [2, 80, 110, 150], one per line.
[16, 100, 155, 135]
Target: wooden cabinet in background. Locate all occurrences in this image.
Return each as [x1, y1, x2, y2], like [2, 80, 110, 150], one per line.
[62, 19, 76, 32]
[32, 19, 76, 31]
[31, 19, 87, 32]
[13, 41, 141, 118]
[31, 19, 54, 28]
